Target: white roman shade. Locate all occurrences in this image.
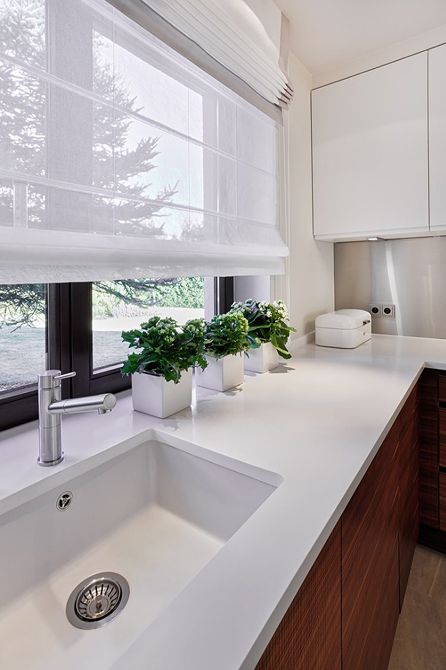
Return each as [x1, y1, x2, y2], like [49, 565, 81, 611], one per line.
[0, 0, 288, 284]
[142, 0, 294, 107]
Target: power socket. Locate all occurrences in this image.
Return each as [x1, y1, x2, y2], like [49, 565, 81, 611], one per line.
[369, 304, 382, 317]
[382, 304, 395, 318]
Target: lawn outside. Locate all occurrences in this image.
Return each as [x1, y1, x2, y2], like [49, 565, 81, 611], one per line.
[0, 307, 204, 391]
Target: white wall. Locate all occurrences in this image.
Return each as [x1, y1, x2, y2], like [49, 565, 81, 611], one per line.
[244, 0, 282, 53]
[286, 53, 334, 336]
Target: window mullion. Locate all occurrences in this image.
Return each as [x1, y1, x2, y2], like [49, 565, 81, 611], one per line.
[70, 282, 93, 397]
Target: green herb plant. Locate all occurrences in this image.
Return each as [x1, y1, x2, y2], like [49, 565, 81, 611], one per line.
[230, 299, 295, 359]
[121, 316, 207, 383]
[204, 312, 251, 359]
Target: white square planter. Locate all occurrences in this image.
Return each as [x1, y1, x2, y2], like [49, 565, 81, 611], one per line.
[244, 342, 280, 373]
[196, 354, 244, 392]
[131, 368, 192, 418]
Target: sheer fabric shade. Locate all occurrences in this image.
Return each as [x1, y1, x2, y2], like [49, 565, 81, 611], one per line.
[143, 0, 294, 107]
[0, 0, 288, 284]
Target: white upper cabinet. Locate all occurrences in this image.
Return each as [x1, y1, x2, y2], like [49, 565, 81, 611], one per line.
[429, 45, 446, 232]
[312, 53, 429, 241]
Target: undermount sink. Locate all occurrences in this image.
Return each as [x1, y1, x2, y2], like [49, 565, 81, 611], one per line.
[0, 439, 279, 670]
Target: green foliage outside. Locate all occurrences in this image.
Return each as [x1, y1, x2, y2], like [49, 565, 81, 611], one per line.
[0, 2, 202, 329]
[121, 316, 207, 383]
[92, 277, 204, 319]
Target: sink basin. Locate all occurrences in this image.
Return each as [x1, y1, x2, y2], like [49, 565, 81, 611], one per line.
[0, 439, 278, 670]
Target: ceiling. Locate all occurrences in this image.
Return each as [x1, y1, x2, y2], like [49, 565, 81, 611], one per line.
[274, 0, 446, 75]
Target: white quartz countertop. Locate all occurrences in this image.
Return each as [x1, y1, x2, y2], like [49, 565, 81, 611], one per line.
[2, 333, 446, 669]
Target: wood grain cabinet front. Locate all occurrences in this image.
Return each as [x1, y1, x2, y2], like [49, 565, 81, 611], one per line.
[439, 472, 446, 532]
[342, 422, 400, 670]
[419, 370, 439, 529]
[398, 387, 420, 608]
[257, 387, 420, 670]
[256, 524, 342, 670]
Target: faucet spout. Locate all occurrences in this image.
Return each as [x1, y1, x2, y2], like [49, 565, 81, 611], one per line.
[38, 370, 117, 467]
[48, 393, 117, 415]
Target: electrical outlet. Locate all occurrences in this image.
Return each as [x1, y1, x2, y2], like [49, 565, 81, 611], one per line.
[369, 304, 382, 317]
[382, 304, 395, 318]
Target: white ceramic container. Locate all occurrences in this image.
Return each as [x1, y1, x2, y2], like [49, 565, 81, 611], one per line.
[315, 309, 371, 349]
[244, 342, 280, 373]
[132, 368, 193, 418]
[197, 354, 244, 392]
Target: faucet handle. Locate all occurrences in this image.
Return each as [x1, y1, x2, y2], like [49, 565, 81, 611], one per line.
[54, 371, 76, 381]
[38, 370, 76, 390]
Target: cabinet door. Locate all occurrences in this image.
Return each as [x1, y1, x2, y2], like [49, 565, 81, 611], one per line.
[342, 425, 400, 670]
[312, 53, 428, 241]
[419, 370, 439, 528]
[429, 45, 446, 231]
[256, 524, 341, 670]
[398, 387, 420, 607]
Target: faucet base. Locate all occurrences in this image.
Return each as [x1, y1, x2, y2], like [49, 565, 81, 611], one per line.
[37, 453, 64, 467]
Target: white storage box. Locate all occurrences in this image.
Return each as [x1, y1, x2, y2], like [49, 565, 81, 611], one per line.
[315, 309, 371, 349]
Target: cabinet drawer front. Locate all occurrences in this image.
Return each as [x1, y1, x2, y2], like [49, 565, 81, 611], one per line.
[439, 375, 446, 403]
[420, 370, 439, 527]
[440, 473, 446, 532]
[439, 408, 446, 467]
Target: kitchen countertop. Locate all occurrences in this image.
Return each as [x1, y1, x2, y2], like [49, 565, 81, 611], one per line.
[2, 333, 446, 669]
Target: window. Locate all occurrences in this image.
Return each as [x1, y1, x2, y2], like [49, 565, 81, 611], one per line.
[0, 284, 47, 394]
[92, 278, 205, 371]
[0, 0, 286, 285]
[0, 277, 231, 431]
[0, 1, 265, 430]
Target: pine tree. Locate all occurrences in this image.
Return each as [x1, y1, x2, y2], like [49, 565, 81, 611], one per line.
[0, 0, 201, 327]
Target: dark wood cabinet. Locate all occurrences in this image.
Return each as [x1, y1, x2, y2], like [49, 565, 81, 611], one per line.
[256, 524, 341, 670]
[342, 421, 400, 670]
[439, 473, 446, 532]
[398, 386, 420, 606]
[419, 370, 439, 529]
[439, 408, 446, 468]
[438, 375, 446, 403]
[417, 369, 446, 549]
[257, 386, 420, 670]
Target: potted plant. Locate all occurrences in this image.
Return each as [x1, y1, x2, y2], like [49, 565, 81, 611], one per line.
[196, 312, 251, 392]
[230, 299, 296, 373]
[121, 316, 207, 418]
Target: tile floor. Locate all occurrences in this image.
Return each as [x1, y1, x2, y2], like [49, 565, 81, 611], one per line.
[389, 545, 446, 669]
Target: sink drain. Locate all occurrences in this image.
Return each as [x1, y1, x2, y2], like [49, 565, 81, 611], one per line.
[66, 572, 130, 630]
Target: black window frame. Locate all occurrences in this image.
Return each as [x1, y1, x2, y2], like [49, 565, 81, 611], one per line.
[0, 277, 234, 432]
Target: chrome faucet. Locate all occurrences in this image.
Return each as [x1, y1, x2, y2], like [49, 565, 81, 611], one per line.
[38, 370, 117, 466]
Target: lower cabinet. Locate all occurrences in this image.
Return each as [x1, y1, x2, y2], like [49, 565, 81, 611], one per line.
[440, 473, 446, 531]
[419, 370, 439, 529]
[418, 369, 446, 546]
[399, 388, 420, 605]
[342, 421, 400, 670]
[256, 524, 341, 670]
[257, 388, 419, 670]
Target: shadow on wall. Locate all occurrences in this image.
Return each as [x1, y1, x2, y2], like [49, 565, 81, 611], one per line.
[334, 237, 446, 339]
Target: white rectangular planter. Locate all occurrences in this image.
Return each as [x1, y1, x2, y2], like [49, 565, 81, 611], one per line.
[131, 369, 192, 418]
[244, 342, 280, 373]
[196, 354, 244, 392]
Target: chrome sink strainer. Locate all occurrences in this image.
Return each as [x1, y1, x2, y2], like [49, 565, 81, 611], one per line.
[66, 572, 130, 630]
